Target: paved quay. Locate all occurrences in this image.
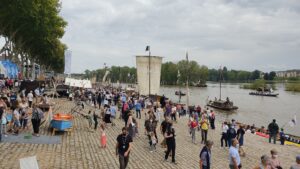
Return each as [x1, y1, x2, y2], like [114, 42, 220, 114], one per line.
[0, 98, 299, 169]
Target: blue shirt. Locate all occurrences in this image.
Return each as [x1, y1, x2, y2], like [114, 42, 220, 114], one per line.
[110, 106, 117, 117]
[121, 96, 126, 103]
[135, 102, 141, 110]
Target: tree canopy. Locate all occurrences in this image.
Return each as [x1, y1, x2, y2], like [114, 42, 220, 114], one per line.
[0, 0, 67, 73]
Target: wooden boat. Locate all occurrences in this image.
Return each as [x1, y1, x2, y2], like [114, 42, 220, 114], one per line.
[208, 67, 238, 111]
[249, 92, 279, 97]
[175, 91, 186, 96]
[193, 80, 208, 87]
[195, 84, 207, 87]
[50, 113, 73, 135]
[285, 141, 300, 147]
[207, 100, 238, 111]
[255, 132, 269, 138]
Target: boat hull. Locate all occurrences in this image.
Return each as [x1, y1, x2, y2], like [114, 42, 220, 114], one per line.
[175, 91, 186, 96]
[206, 101, 238, 111]
[249, 92, 279, 97]
[51, 120, 72, 131]
[50, 114, 73, 131]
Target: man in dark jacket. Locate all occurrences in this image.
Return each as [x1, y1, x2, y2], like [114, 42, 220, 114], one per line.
[199, 140, 213, 169]
[227, 124, 237, 148]
[268, 119, 279, 144]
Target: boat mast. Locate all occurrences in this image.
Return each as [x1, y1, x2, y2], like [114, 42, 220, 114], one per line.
[219, 67, 222, 100]
[177, 70, 181, 103]
[146, 46, 151, 97]
[186, 51, 190, 110]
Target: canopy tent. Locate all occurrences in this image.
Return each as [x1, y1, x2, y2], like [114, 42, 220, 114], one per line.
[64, 78, 92, 88]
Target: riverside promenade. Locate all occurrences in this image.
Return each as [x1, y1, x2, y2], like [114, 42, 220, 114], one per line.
[0, 99, 298, 169]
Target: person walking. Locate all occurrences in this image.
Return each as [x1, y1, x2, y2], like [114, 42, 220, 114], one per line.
[253, 155, 272, 169]
[135, 100, 141, 119]
[93, 111, 99, 130]
[279, 128, 285, 145]
[227, 124, 237, 148]
[237, 125, 245, 146]
[126, 112, 136, 139]
[31, 104, 44, 137]
[27, 91, 33, 108]
[110, 104, 117, 126]
[270, 149, 282, 169]
[290, 155, 300, 169]
[100, 124, 107, 148]
[164, 123, 176, 164]
[229, 138, 242, 169]
[116, 127, 133, 169]
[160, 116, 171, 148]
[221, 122, 229, 147]
[200, 117, 209, 144]
[199, 140, 214, 169]
[209, 110, 215, 129]
[268, 119, 279, 144]
[145, 115, 158, 149]
[189, 117, 197, 144]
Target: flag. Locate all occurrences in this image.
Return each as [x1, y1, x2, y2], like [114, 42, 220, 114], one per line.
[289, 115, 297, 127]
[145, 46, 150, 51]
[64, 50, 72, 74]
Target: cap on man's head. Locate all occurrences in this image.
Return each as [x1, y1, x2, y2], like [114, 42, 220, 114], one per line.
[273, 119, 276, 122]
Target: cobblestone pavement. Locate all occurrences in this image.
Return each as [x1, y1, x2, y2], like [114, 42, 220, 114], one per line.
[0, 99, 299, 169]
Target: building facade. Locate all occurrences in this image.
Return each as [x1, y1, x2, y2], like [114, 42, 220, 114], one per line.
[276, 70, 300, 78]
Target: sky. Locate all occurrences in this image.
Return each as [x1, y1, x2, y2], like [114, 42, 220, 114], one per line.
[2, 0, 300, 73]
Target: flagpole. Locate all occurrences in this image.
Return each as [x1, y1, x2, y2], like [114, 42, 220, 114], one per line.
[148, 48, 151, 97]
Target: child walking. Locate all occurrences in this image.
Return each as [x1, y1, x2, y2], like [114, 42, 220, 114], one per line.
[150, 131, 157, 152]
[100, 124, 107, 148]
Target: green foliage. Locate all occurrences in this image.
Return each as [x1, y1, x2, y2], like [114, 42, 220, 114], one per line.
[161, 62, 178, 85]
[269, 71, 276, 80]
[84, 60, 209, 85]
[0, 0, 67, 72]
[285, 83, 300, 92]
[208, 69, 258, 82]
[241, 79, 267, 90]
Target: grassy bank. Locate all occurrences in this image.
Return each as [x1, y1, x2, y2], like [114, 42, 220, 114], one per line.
[286, 83, 300, 92]
[241, 79, 277, 90]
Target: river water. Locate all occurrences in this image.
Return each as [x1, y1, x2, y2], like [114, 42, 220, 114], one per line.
[160, 82, 300, 136]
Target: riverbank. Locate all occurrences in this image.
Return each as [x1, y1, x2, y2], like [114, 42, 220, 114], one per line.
[286, 83, 300, 92]
[0, 99, 298, 169]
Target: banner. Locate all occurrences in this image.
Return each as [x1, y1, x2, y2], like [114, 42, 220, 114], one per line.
[64, 50, 72, 74]
[65, 77, 92, 88]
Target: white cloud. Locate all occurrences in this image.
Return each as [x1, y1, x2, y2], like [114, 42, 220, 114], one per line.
[60, 0, 300, 73]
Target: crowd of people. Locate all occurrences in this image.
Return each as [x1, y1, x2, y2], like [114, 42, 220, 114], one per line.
[0, 80, 299, 169]
[0, 80, 47, 142]
[66, 86, 300, 169]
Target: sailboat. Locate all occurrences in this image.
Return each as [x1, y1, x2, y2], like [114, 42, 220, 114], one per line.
[207, 67, 238, 111]
[175, 70, 186, 99]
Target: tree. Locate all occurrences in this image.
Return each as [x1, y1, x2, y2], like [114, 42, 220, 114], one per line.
[223, 66, 228, 81]
[269, 71, 276, 80]
[263, 73, 269, 80]
[251, 70, 261, 80]
[0, 0, 67, 73]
